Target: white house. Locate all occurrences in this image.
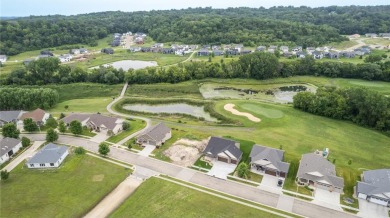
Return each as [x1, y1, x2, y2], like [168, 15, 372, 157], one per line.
[0, 138, 22, 164]
[26, 143, 69, 168]
[0, 55, 7, 63]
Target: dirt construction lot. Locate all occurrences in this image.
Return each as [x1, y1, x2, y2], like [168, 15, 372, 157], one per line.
[163, 138, 208, 167]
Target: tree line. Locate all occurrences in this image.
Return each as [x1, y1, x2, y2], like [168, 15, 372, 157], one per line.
[4, 57, 125, 85]
[126, 53, 390, 84]
[0, 87, 59, 110]
[293, 87, 390, 133]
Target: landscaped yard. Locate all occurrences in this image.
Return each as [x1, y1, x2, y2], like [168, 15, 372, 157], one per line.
[106, 118, 146, 143]
[0, 152, 130, 218]
[110, 177, 281, 218]
[49, 97, 112, 113]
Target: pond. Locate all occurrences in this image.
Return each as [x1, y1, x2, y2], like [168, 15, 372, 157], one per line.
[272, 85, 310, 103]
[91, 60, 158, 71]
[123, 103, 217, 122]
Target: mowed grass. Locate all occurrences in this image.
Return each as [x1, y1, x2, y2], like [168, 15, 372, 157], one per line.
[0, 153, 130, 218]
[49, 97, 112, 113]
[106, 118, 147, 143]
[110, 177, 281, 218]
[127, 81, 203, 99]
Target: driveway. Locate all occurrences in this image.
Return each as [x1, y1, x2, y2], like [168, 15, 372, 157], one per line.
[90, 133, 110, 143]
[358, 199, 389, 218]
[207, 161, 236, 180]
[138, 144, 156, 157]
[312, 188, 342, 210]
[259, 174, 283, 194]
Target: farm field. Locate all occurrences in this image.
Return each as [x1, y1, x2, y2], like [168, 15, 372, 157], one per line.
[0, 153, 130, 218]
[110, 177, 281, 218]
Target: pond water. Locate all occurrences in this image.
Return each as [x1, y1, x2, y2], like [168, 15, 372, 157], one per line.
[91, 60, 158, 71]
[273, 85, 309, 102]
[123, 103, 217, 122]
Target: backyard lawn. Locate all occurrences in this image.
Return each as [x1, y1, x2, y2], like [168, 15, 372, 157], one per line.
[49, 97, 112, 113]
[110, 177, 281, 218]
[106, 118, 146, 143]
[0, 153, 130, 218]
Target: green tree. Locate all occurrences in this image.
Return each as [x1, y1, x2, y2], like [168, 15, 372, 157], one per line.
[58, 121, 66, 133]
[237, 162, 249, 178]
[2, 123, 20, 138]
[21, 137, 31, 147]
[74, 147, 86, 155]
[1, 170, 10, 180]
[46, 128, 58, 142]
[23, 118, 39, 132]
[98, 142, 110, 156]
[45, 117, 58, 129]
[69, 120, 82, 135]
[122, 122, 130, 131]
[364, 54, 383, 63]
[59, 113, 66, 119]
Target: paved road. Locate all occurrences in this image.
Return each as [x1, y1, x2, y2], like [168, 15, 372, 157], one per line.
[2, 141, 44, 172]
[25, 134, 357, 218]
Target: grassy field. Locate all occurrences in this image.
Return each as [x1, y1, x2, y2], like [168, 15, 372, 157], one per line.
[49, 97, 112, 113]
[328, 40, 359, 50]
[127, 81, 203, 99]
[106, 118, 146, 143]
[0, 152, 130, 218]
[110, 177, 281, 218]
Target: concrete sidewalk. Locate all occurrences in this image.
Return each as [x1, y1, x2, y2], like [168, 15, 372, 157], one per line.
[2, 141, 44, 172]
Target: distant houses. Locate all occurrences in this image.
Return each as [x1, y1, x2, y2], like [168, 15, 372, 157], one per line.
[26, 143, 69, 168]
[0, 138, 22, 164]
[0, 110, 24, 128]
[0, 55, 7, 63]
[101, 48, 114, 54]
[0, 108, 49, 129]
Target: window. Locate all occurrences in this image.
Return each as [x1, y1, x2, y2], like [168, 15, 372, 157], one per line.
[50, 163, 54, 166]
[30, 164, 34, 167]
[40, 163, 45, 167]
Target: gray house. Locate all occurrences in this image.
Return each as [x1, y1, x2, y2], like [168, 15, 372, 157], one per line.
[256, 46, 266, 52]
[203, 137, 242, 164]
[249, 145, 290, 178]
[297, 153, 344, 193]
[197, 49, 210, 56]
[136, 123, 171, 147]
[357, 169, 390, 207]
[0, 138, 22, 164]
[213, 50, 224, 56]
[0, 110, 24, 127]
[27, 143, 69, 168]
[312, 51, 324, 59]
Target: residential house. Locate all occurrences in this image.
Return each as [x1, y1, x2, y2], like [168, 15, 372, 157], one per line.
[19, 108, 50, 126]
[355, 47, 371, 55]
[292, 46, 303, 52]
[327, 51, 340, 59]
[297, 153, 344, 193]
[62, 113, 123, 135]
[0, 138, 22, 164]
[136, 123, 171, 147]
[175, 50, 184, 56]
[365, 33, 378, 38]
[151, 47, 162, 53]
[0, 55, 7, 63]
[296, 51, 307, 58]
[40, 50, 54, 56]
[241, 50, 252, 55]
[256, 46, 266, 52]
[234, 44, 244, 52]
[152, 43, 164, 48]
[197, 49, 210, 56]
[26, 143, 69, 168]
[70, 49, 80, 55]
[306, 47, 316, 54]
[268, 46, 277, 53]
[280, 46, 289, 52]
[203, 137, 242, 164]
[226, 49, 240, 56]
[312, 51, 324, 59]
[348, 34, 361, 39]
[134, 37, 144, 44]
[23, 58, 35, 66]
[162, 48, 174, 54]
[37, 54, 51, 59]
[141, 47, 151, 52]
[356, 169, 390, 207]
[379, 33, 390, 38]
[129, 47, 142, 52]
[249, 145, 290, 178]
[111, 38, 121, 47]
[0, 110, 24, 127]
[283, 52, 293, 58]
[342, 51, 355, 58]
[101, 48, 114, 54]
[213, 50, 224, 56]
[58, 54, 73, 63]
[79, 48, 88, 54]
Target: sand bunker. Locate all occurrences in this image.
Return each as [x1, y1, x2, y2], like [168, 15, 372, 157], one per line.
[163, 138, 208, 167]
[224, 103, 261, 122]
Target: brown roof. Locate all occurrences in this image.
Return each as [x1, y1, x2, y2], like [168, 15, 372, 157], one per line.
[20, 108, 46, 122]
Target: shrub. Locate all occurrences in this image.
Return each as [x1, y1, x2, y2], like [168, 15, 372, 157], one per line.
[21, 137, 31, 147]
[74, 147, 86, 155]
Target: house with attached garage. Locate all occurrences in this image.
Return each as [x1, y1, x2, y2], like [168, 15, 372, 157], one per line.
[297, 153, 344, 193]
[0, 110, 25, 128]
[280, 46, 289, 52]
[365, 33, 378, 38]
[101, 48, 114, 54]
[26, 143, 68, 168]
[213, 50, 224, 56]
[0, 138, 22, 164]
[136, 123, 171, 147]
[62, 113, 123, 135]
[356, 169, 390, 207]
[249, 145, 290, 178]
[70, 49, 80, 55]
[203, 137, 242, 165]
[19, 108, 50, 127]
[268, 45, 277, 53]
[296, 51, 307, 58]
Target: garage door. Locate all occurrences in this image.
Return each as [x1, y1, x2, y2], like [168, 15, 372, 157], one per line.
[265, 169, 277, 176]
[370, 197, 388, 206]
[217, 156, 229, 163]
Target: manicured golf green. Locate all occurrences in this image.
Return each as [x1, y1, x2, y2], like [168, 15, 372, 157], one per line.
[0, 153, 130, 218]
[110, 177, 281, 218]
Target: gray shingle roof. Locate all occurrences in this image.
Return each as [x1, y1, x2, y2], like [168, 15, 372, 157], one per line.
[27, 143, 68, 164]
[61, 113, 90, 124]
[250, 144, 290, 173]
[297, 153, 344, 188]
[0, 137, 21, 157]
[138, 123, 170, 142]
[0, 110, 24, 122]
[357, 169, 390, 200]
[203, 137, 242, 160]
[62, 113, 120, 130]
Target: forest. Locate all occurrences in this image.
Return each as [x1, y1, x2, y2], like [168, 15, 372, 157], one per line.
[293, 87, 390, 133]
[1, 5, 390, 55]
[0, 87, 59, 110]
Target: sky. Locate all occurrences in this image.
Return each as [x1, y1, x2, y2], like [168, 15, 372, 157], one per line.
[1, 0, 389, 17]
